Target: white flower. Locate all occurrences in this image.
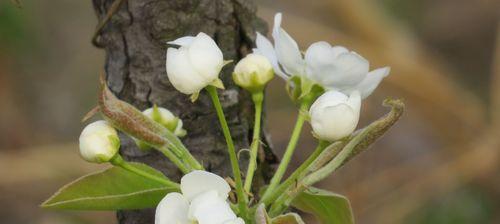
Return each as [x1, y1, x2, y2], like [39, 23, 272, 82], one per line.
[232, 53, 274, 92]
[309, 90, 361, 141]
[253, 13, 390, 99]
[156, 170, 244, 224]
[79, 120, 120, 163]
[166, 32, 224, 95]
[143, 106, 186, 137]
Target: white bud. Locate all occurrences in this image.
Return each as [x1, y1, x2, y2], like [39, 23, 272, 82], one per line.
[166, 32, 224, 95]
[143, 106, 186, 137]
[233, 53, 274, 92]
[79, 120, 120, 163]
[309, 90, 361, 141]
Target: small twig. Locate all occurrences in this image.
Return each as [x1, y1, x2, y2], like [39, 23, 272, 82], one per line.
[92, 0, 127, 46]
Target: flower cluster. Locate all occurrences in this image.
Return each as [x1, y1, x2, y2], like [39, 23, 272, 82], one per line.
[254, 13, 390, 99]
[46, 12, 403, 224]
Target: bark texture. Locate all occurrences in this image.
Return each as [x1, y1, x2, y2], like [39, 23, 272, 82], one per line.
[92, 0, 272, 223]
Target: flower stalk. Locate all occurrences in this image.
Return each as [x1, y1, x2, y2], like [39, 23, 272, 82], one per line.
[109, 154, 180, 189]
[244, 91, 264, 192]
[261, 94, 314, 202]
[205, 86, 249, 220]
[260, 140, 330, 206]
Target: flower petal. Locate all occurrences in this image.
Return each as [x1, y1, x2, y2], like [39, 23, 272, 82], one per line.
[304, 41, 337, 83]
[322, 51, 369, 89]
[311, 103, 358, 141]
[166, 47, 206, 94]
[188, 32, 224, 81]
[254, 32, 287, 79]
[167, 36, 195, 46]
[272, 13, 305, 76]
[181, 170, 231, 201]
[348, 67, 390, 99]
[155, 193, 190, 224]
[188, 190, 236, 224]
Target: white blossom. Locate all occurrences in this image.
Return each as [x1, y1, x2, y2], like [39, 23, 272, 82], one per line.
[254, 13, 390, 99]
[79, 120, 120, 163]
[232, 53, 274, 92]
[155, 170, 244, 224]
[166, 32, 224, 95]
[309, 90, 361, 141]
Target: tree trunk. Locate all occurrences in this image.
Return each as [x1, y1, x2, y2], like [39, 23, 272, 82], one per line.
[92, 0, 273, 223]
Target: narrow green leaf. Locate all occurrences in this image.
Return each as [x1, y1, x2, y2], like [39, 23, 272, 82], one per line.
[41, 162, 178, 210]
[291, 187, 354, 224]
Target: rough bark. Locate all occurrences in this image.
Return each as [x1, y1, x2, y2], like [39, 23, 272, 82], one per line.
[91, 0, 272, 223]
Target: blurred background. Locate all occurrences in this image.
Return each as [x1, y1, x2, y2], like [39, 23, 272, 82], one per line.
[1, 0, 499, 223]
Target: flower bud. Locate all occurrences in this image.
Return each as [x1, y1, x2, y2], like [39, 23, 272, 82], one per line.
[79, 120, 120, 163]
[166, 32, 224, 95]
[309, 90, 361, 141]
[143, 106, 186, 137]
[135, 106, 187, 151]
[232, 53, 274, 92]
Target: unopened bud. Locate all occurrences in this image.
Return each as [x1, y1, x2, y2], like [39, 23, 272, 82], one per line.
[309, 90, 361, 141]
[232, 53, 274, 92]
[143, 106, 186, 137]
[79, 120, 120, 163]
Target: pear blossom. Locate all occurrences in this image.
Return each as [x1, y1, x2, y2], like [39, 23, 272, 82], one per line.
[309, 90, 361, 141]
[155, 170, 244, 224]
[166, 32, 225, 95]
[232, 53, 274, 92]
[254, 13, 390, 99]
[79, 120, 120, 163]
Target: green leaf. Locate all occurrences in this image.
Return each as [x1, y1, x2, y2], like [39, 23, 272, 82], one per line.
[272, 213, 305, 224]
[41, 162, 178, 210]
[291, 187, 354, 224]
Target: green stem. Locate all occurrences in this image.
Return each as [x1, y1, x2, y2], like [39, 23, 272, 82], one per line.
[260, 140, 329, 206]
[244, 92, 264, 192]
[156, 145, 191, 174]
[110, 155, 180, 189]
[261, 97, 313, 202]
[206, 86, 248, 219]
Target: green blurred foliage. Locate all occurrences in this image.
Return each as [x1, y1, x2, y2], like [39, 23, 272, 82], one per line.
[407, 185, 496, 224]
[0, 1, 34, 55]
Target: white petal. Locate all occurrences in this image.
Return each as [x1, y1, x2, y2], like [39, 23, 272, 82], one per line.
[155, 193, 190, 224]
[304, 41, 337, 83]
[188, 191, 236, 224]
[166, 47, 206, 94]
[181, 170, 231, 201]
[222, 218, 245, 224]
[309, 90, 360, 141]
[188, 32, 224, 81]
[346, 91, 361, 112]
[330, 46, 348, 58]
[352, 67, 390, 99]
[323, 52, 369, 89]
[271, 13, 304, 76]
[168, 36, 195, 46]
[309, 90, 348, 111]
[254, 32, 287, 79]
[311, 103, 358, 141]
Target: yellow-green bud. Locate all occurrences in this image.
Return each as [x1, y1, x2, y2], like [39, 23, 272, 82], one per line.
[134, 106, 186, 151]
[143, 106, 186, 137]
[232, 53, 274, 92]
[79, 120, 120, 163]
